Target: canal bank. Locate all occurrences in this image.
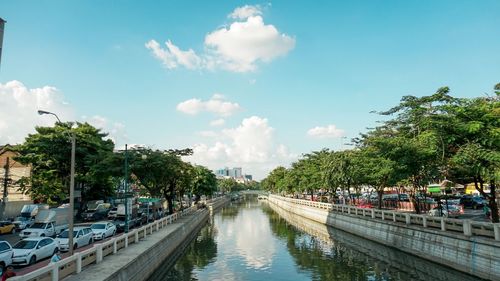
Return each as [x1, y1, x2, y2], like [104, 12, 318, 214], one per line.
[268, 195, 500, 280]
[63, 197, 230, 281]
[267, 200, 481, 281]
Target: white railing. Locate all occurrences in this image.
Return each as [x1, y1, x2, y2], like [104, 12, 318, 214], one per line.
[268, 194, 500, 241]
[12, 205, 199, 281]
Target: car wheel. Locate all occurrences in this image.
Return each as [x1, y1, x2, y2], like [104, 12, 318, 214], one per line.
[113, 229, 116, 236]
[10, 228, 16, 234]
[89, 238, 94, 244]
[29, 255, 36, 265]
[73, 244, 78, 250]
[40, 234, 45, 237]
[53, 248, 58, 255]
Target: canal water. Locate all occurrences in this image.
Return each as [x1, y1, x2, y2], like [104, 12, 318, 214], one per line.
[152, 196, 480, 281]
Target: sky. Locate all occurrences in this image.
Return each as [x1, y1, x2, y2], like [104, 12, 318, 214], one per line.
[1, 1, 500, 179]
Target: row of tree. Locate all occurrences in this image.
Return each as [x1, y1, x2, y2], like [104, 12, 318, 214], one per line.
[262, 84, 500, 222]
[13, 122, 219, 214]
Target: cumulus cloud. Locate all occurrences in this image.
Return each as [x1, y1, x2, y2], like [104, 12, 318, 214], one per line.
[210, 118, 225, 127]
[185, 116, 296, 180]
[0, 80, 127, 146]
[146, 5, 295, 72]
[81, 115, 128, 145]
[307, 124, 345, 139]
[176, 95, 241, 117]
[0, 80, 74, 144]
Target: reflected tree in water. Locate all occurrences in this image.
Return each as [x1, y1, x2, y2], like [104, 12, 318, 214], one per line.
[166, 224, 218, 280]
[264, 207, 389, 281]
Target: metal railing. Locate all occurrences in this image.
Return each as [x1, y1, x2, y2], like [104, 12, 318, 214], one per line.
[12, 205, 199, 281]
[268, 195, 500, 241]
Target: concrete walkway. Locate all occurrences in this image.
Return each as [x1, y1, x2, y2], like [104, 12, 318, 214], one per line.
[63, 211, 207, 281]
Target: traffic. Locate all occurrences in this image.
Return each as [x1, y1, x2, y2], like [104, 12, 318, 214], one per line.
[0, 198, 168, 274]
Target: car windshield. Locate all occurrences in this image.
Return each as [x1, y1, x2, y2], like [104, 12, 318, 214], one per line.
[58, 231, 78, 238]
[30, 223, 46, 229]
[13, 240, 37, 249]
[91, 224, 105, 229]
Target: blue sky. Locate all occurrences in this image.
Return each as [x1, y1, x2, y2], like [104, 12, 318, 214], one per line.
[1, 1, 500, 179]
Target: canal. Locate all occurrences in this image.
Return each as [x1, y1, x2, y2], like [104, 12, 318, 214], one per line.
[151, 196, 480, 281]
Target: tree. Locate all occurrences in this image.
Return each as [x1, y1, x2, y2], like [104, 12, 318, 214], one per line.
[191, 165, 217, 202]
[15, 122, 116, 204]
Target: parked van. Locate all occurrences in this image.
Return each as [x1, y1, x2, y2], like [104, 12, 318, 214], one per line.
[19, 208, 69, 238]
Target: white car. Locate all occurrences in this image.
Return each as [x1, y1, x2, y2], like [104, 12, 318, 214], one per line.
[55, 227, 94, 252]
[12, 237, 58, 266]
[90, 222, 116, 240]
[0, 241, 13, 273]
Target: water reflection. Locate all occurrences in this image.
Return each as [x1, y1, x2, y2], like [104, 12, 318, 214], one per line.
[155, 197, 481, 281]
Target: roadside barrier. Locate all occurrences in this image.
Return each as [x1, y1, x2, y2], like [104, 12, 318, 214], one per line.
[268, 195, 500, 241]
[11, 205, 199, 281]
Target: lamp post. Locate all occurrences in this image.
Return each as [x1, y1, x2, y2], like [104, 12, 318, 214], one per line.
[38, 110, 76, 256]
[124, 144, 129, 233]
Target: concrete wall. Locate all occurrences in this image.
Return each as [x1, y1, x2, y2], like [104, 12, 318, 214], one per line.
[269, 196, 500, 281]
[108, 209, 209, 281]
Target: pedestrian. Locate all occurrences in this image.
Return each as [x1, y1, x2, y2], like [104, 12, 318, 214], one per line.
[50, 252, 61, 264]
[1, 266, 16, 280]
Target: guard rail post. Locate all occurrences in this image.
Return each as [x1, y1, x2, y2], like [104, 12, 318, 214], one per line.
[51, 263, 59, 281]
[96, 244, 104, 263]
[463, 220, 472, 236]
[494, 223, 500, 241]
[76, 252, 82, 273]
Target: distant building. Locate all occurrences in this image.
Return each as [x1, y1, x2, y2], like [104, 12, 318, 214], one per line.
[215, 167, 252, 183]
[216, 167, 229, 177]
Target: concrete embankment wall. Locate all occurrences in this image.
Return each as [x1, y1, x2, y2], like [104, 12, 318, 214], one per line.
[64, 208, 210, 281]
[268, 196, 500, 281]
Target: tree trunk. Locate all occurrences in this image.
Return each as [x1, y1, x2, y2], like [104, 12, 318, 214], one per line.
[377, 189, 383, 209]
[489, 181, 499, 223]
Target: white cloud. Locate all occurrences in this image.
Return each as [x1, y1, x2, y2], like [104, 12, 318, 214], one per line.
[185, 116, 296, 180]
[0, 80, 128, 146]
[176, 95, 241, 117]
[210, 118, 225, 127]
[82, 115, 128, 145]
[0, 80, 74, 144]
[146, 5, 295, 72]
[229, 5, 263, 20]
[307, 124, 345, 139]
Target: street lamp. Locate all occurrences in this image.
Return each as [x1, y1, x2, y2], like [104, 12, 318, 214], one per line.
[38, 110, 76, 256]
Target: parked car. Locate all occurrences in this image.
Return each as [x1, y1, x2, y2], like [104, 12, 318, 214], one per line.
[12, 237, 58, 266]
[112, 217, 136, 233]
[460, 196, 486, 209]
[428, 205, 462, 218]
[0, 221, 16, 234]
[90, 222, 116, 240]
[107, 207, 118, 220]
[0, 241, 13, 273]
[81, 203, 112, 222]
[55, 227, 94, 252]
[13, 217, 34, 231]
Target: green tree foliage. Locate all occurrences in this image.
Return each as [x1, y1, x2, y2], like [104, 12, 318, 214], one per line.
[262, 84, 500, 221]
[15, 122, 117, 204]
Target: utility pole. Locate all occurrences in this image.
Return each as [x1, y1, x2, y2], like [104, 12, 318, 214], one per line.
[124, 144, 129, 233]
[3, 157, 9, 202]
